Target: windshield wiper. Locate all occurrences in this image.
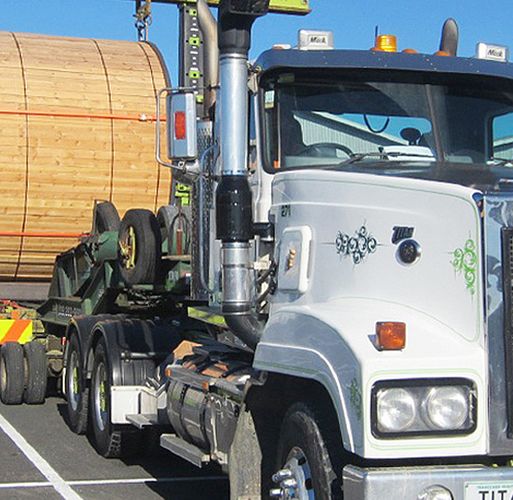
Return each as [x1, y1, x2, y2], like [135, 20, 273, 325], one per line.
[338, 151, 436, 167]
[490, 158, 513, 167]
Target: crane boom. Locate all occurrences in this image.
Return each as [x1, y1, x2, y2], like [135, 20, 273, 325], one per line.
[135, 0, 310, 15]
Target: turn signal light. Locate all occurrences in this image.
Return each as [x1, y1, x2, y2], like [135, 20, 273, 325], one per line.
[372, 34, 397, 52]
[174, 111, 186, 140]
[376, 322, 406, 350]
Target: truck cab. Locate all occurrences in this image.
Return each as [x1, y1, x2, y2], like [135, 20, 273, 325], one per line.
[243, 38, 513, 499]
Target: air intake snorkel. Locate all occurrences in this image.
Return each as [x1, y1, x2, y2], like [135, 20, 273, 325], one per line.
[215, 0, 269, 349]
[439, 18, 459, 56]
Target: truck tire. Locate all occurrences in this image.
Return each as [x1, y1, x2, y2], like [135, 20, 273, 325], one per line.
[23, 341, 47, 404]
[118, 209, 162, 286]
[89, 337, 141, 458]
[94, 201, 120, 234]
[273, 401, 343, 500]
[228, 396, 281, 500]
[0, 342, 25, 405]
[65, 334, 88, 434]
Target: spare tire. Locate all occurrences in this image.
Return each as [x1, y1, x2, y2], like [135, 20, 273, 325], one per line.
[94, 201, 120, 234]
[118, 209, 162, 286]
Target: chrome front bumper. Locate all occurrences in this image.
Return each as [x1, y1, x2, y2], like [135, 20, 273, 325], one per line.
[344, 464, 513, 500]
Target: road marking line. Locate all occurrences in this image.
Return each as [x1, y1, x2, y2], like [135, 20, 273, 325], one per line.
[0, 413, 82, 500]
[0, 482, 52, 489]
[0, 476, 227, 490]
[67, 476, 227, 486]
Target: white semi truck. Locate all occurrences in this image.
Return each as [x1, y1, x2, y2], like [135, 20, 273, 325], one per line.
[5, 0, 513, 498]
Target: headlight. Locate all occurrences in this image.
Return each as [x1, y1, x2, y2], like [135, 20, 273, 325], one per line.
[377, 388, 416, 432]
[372, 379, 476, 438]
[424, 386, 469, 430]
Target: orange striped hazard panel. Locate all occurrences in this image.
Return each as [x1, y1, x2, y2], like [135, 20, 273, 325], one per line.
[0, 320, 33, 345]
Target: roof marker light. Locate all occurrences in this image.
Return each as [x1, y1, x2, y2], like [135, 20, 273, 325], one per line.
[372, 34, 397, 52]
[272, 43, 292, 50]
[475, 42, 509, 62]
[298, 30, 334, 50]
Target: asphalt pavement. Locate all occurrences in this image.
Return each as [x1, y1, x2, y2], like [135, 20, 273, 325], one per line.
[0, 396, 230, 499]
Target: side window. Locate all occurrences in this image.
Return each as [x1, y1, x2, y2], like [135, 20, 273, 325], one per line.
[492, 112, 513, 161]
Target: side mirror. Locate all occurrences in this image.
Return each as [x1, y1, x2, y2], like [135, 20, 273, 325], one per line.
[166, 91, 198, 160]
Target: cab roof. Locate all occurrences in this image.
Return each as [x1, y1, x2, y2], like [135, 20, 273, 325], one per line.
[255, 48, 513, 80]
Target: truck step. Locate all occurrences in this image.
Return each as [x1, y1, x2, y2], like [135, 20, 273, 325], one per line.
[126, 413, 160, 429]
[160, 434, 210, 468]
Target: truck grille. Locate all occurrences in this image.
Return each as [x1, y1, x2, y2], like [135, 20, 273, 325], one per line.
[501, 228, 513, 436]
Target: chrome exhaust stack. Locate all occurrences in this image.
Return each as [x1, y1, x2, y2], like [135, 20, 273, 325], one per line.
[215, 0, 269, 349]
[197, 0, 219, 116]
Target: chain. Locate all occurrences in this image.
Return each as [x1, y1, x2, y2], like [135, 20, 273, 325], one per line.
[134, 0, 152, 42]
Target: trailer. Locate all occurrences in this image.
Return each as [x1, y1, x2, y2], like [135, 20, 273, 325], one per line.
[7, 0, 513, 498]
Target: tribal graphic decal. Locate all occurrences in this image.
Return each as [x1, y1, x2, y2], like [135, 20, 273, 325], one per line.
[451, 238, 478, 296]
[336, 225, 378, 264]
[349, 377, 362, 421]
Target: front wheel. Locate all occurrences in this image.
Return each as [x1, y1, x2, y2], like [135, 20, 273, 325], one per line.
[271, 402, 343, 500]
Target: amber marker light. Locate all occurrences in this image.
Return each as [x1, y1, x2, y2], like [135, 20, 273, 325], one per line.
[164, 367, 173, 378]
[402, 48, 418, 54]
[434, 50, 450, 56]
[376, 322, 406, 350]
[372, 34, 397, 52]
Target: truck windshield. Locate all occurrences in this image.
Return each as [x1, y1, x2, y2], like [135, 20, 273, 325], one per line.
[261, 70, 513, 177]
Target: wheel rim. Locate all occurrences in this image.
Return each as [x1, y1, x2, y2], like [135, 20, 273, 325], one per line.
[93, 360, 108, 432]
[119, 226, 137, 270]
[271, 446, 315, 500]
[67, 350, 80, 411]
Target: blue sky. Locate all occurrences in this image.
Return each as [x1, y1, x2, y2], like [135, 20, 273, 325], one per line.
[2, 0, 513, 83]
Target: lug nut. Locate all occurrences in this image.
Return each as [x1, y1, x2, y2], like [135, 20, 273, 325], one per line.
[281, 478, 298, 489]
[273, 468, 293, 482]
[269, 488, 282, 497]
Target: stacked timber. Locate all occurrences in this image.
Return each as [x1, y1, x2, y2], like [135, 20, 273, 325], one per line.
[0, 32, 171, 281]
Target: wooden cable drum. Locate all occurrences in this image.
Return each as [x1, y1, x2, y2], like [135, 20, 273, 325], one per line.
[0, 32, 172, 281]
